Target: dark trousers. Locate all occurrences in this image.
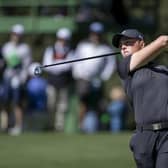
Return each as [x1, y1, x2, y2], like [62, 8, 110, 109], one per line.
[129, 130, 168, 168]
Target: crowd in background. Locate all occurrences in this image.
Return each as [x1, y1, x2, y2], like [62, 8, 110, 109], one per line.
[0, 22, 130, 136]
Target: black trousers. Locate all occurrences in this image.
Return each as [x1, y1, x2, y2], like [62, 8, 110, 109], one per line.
[129, 130, 168, 168]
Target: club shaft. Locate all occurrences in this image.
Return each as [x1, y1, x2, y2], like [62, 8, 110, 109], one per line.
[41, 52, 120, 69]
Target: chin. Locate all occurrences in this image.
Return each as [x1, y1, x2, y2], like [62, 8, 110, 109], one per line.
[123, 53, 130, 57]
[122, 51, 131, 57]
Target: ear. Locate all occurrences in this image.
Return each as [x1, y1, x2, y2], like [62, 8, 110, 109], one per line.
[139, 40, 145, 48]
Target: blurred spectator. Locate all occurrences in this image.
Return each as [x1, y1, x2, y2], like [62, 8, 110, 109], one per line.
[0, 47, 7, 132]
[72, 22, 116, 133]
[76, 1, 93, 22]
[107, 86, 127, 132]
[24, 62, 48, 131]
[1, 24, 32, 135]
[76, 0, 113, 22]
[42, 27, 73, 131]
[82, 110, 99, 134]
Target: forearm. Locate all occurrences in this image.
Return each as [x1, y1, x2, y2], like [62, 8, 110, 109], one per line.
[130, 35, 168, 71]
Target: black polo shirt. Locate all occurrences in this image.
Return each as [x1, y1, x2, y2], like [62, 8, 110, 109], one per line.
[117, 55, 168, 125]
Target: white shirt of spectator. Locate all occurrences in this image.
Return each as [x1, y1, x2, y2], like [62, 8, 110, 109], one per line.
[42, 42, 73, 75]
[72, 41, 116, 81]
[2, 41, 32, 84]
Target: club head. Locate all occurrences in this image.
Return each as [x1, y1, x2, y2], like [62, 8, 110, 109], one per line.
[34, 66, 42, 76]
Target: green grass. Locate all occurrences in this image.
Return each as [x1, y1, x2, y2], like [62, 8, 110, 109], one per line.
[0, 132, 135, 168]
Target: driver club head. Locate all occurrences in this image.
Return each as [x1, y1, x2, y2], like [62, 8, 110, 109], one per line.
[34, 66, 43, 76]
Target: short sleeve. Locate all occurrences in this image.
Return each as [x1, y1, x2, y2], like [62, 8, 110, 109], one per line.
[117, 56, 132, 79]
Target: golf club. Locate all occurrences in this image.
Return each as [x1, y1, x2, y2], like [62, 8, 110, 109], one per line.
[34, 51, 120, 76]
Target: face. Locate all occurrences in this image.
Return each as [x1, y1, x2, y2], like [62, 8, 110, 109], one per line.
[10, 33, 22, 43]
[119, 37, 144, 57]
[89, 32, 101, 44]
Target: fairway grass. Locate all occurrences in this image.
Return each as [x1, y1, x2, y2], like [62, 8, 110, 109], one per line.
[0, 132, 135, 168]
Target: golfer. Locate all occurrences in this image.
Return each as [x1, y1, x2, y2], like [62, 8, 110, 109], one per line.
[112, 29, 168, 168]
